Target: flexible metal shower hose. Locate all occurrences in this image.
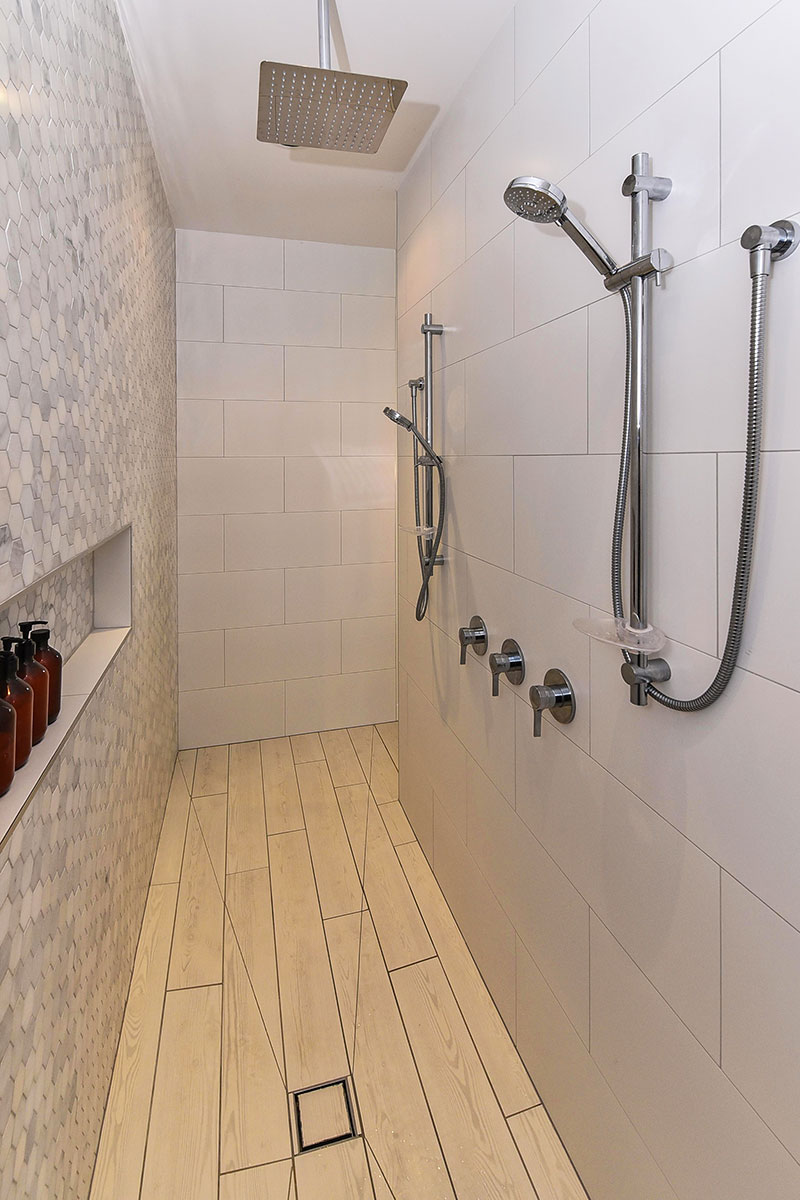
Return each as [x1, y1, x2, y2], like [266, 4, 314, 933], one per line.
[414, 457, 446, 622]
[611, 272, 769, 709]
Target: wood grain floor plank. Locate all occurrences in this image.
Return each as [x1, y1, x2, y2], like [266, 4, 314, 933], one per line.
[261, 738, 305, 835]
[177, 749, 197, 791]
[151, 766, 191, 886]
[297, 759, 364, 918]
[140, 984, 221, 1200]
[290, 732, 324, 763]
[269, 830, 349, 1092]
[392, 958, 536, 1200]
[294, 1138, 375, 1199]
[219, 1161, 293, 1200]
[365, 1146, 395, 1200]
[221, 916, 291, 1172]
[194, 744, 229, 796]
[355, 796, 433, 971]
[193, 793, 227, 891]
[347, 726, 398, 804]
[348, 914, 455, 1200]
[379, 801, 415, 847]
[227, 740, 268, 874]
[508, 1107, 590, 1200]
[397, 841, 539, 1116]
[375, 722, 399, 766]
[168, 806, 223, 989]
[319, 728, 365, 786]
[90, 883, 178, 1200]
[324, 912, 363, 1066]
[335, 784, 369, 878]
[226, 867, 283, 1073]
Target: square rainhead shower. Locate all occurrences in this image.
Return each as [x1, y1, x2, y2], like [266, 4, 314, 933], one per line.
[257, 61, 407, 153]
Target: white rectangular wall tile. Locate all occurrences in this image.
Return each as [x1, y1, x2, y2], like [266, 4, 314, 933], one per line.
[285, 668, 396, 734]
[341, 509, 396, 564]
[178, 569, 284, 632]
[342, 615, 396, 673]
[177, 515, 225, 575]
[285, 457, 395, 512]
[178, 630, 225, 692]
[514, 0, 595, 99]
[223, 401, 340, 458]
[177, 457, 284, 515]
[341, 294, 396, 350]
[398, 141, 432, 247]
[179, 681, 285, 749]
[178, 341, 284, 400]
[285, 563, 395, 623]
[177, 400, 224, 458]
[225, 621, 341, 686]
[223, 286, 340, 347]
[341, 403, 396, 456]
[225, 512, 341, 571]
[177, 229, 284, 288]
[284, 240, 395, 295]
[398, 172, 466, 314]
[176, 282, 223, 341]
[285, 346, 396, 403]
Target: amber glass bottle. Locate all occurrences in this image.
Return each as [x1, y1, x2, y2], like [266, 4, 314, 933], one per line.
[0, 646, 33, 769]
[12, 630, 48, 745]
[0, 695, 15, 795]
[29, 622, 62, 724]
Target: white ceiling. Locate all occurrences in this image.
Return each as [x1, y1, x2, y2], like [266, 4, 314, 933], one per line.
[118, 0, 515, 248]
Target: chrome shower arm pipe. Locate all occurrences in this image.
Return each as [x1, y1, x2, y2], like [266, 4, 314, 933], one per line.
[558, 213, 618, 277]
[317, 0, 332, 69]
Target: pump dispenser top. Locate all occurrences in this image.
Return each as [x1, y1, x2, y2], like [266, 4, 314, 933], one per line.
[28, 621, 62, 724]
[0, 646, 33, 768]
[12, 626, 48, 745]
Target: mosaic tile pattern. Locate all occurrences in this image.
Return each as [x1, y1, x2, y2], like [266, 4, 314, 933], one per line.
[0, 0, 177, 1196]
[0, 551, 94, 659]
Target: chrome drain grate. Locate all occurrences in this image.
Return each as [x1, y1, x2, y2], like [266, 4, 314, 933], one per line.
[292, 1077, 357, 1153]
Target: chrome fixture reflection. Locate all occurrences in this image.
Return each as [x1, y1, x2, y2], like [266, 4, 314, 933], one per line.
[256, 0, 407, 154]
[458, 615, 488, 664]
[504, 176, 619, 277]
[489, 639, 525, 697]
[383, 404, 445, 622]
[385, 312, 445, 622]
[529, 669, 576, 738]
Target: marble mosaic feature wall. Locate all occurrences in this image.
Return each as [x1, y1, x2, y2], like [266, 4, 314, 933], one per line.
[177, 231, 397, 747]
[0, 0, 177, 1196]
[0, 551, 94, 660]
[395, 2, 800, 1199]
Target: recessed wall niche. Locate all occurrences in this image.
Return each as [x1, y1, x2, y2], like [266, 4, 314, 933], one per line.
[0, 526, 133, 847]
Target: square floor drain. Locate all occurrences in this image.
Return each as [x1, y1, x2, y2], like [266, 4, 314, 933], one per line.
[292, 1078, 357, 1153]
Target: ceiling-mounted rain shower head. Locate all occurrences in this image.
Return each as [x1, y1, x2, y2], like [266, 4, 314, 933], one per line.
[257, 0, 407, 153]
[504, 175, 618, 278]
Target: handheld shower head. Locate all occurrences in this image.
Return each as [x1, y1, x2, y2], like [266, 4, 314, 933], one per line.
[383, 406, 413, 431]
[504, 175, 618, 278]
[503, 178, 567, 224]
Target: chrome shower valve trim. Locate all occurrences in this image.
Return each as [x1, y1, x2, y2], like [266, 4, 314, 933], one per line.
[458, 616, 488, 664]
[529, 669, 576, 738]
[489, 639, 525, 697]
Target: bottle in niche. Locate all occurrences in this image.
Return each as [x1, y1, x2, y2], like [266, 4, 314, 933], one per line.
[27, 621, 62, 724]
[12, 627, 49, 745]
[0, 695, 15, 796]
[0, 643, 33, 769]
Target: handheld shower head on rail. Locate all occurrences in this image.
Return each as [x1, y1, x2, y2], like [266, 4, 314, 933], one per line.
[504, 175, 618, 278]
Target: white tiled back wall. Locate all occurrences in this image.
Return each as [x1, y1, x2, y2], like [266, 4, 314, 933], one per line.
[176, 231, 397, 747]
[396, 3, 800, 1199]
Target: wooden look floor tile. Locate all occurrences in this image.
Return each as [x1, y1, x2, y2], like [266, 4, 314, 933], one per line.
[509, 1107, 590, 1200]
[177, 748, 197, 792]
[221, 916, 291, 1173]
[319, 728, 365, 787]
[365, 1145, 395, 1200]
[193, 793, 227, 891]
[296, 759, 363, 919]
[151, 766, 191, 886]
[290, 732, 324, 764]
[261, 738, 305, 834]
[398, 841, 539, 1116]
[140, 985, 221, 1200]
[294, 1138, 374, 1199]
[344, 914, 455, 1200]
[225, 867, 283, 1074]
[392, 958, 537, 1200]
[348, 726, 398, 804]
[324, 912, 362, 1065]
[375, 722, 399, 766]
[90, 883, 178, 1200]
[269, 830, 349, 1092]
[168, 806, 224, 989]
[360, 797, 433, 970]
[194, 744, 229, 796]
[227, 740, 268, 874]
[219, 1161, 293, 1200]
[379, 800, 415, 846]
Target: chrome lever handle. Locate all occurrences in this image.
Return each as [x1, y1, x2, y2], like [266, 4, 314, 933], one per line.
[458, 616, 487, 665]
[529, 669, 576, 737]
[488, 639, 525, 697]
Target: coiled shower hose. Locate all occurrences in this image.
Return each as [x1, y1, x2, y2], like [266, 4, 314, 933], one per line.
[611, 270, 769, 710]
[410, 431, 446, 623]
